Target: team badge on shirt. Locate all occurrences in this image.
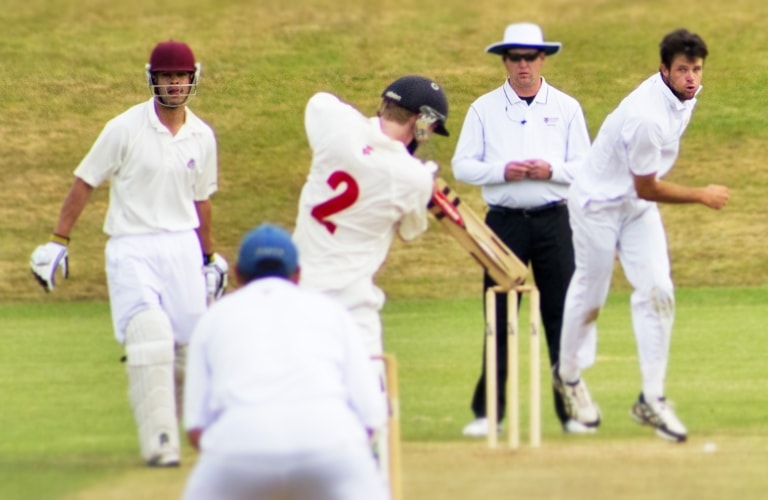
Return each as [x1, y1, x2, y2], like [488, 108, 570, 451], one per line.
[362, 145, 374, 155]
[544, 117, 559, 126]
[187, 158, 196, 169]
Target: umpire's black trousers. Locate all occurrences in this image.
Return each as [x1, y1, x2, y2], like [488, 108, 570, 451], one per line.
[470, 202, 574, 425]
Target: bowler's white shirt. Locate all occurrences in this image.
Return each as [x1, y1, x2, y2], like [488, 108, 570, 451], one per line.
[571, 72, 698, 203]
[452, 78, 590, 208]
[74, 98, 218, 236]
[184, 277, 387, 455]
[293, 92, 434, 296]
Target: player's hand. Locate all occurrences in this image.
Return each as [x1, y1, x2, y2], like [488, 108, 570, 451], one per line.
[30, 241, 69, 292]
[504, 161, 530, 182]
[701, 184, 729, 210]
[524, 159, 553, 180]
[203, 253, 229, 303]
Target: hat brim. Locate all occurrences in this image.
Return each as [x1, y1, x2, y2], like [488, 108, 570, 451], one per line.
[485, 42, 561, 56]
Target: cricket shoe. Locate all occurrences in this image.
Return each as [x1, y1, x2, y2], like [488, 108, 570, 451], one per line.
[146, 432, 180, 467]
[630, 393, 687, 443]
[552, 365, 601, 429]
[462, 417, 501, 437]
[147, 452, 180, 467]
[563, 418, 597, 434]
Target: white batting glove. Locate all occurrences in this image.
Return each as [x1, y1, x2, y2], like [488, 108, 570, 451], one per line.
[30, 241, 69, 292]
[203, 253, 229, 303]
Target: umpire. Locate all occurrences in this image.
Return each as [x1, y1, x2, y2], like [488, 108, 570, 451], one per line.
[451, 22, 592, 435]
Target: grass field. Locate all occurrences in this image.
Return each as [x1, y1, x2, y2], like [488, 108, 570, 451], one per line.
[2, 288, 768, 499]
[3, 0, 768, 498]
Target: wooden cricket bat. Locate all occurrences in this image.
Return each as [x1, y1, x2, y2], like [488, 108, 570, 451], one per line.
[428, 178, 528, 290]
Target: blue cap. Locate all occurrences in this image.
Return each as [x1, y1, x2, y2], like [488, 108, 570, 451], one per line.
[236, 224, 298, 280]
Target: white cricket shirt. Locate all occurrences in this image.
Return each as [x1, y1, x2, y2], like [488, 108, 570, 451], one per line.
[571, 72, 699, 203]
[293, 92, 434, 295]
[183, 277, 387, 454]
[452, 78, 590, 208]
[74, 98, 218, 236]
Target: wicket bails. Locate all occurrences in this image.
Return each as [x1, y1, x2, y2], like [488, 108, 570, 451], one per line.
[484, 285, 542, 449]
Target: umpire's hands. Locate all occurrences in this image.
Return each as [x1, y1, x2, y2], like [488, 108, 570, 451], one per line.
[203, 253, 229, 304]
[30, 241, 69, 292]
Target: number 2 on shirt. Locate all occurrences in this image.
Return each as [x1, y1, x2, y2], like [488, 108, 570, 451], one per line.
[310, 170, 360, 234]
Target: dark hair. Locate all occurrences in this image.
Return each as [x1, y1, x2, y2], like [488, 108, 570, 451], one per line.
[659, 29, 708, 68]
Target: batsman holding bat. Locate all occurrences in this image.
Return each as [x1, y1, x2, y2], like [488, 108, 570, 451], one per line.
[293, 75, 449, 494]
[452, 22, 594, 437]
[29, 40, 227, 467]
[554, 29, 728, 443]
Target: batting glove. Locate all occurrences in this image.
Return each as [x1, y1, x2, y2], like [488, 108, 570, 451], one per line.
[30, 238, 69, 292]
[203, 253, 229, 303]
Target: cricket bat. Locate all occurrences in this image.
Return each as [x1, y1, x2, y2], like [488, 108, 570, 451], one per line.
[428, 178, 528, 290]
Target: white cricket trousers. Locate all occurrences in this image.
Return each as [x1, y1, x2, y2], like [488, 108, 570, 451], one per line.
[183, 444, 387, 500]
[559, 198, 675, 401]
[307, 281, 391, 495]
[105, 231, 207, 344]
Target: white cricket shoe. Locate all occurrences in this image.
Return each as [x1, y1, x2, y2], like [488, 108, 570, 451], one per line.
[147, 452, 180, 467]
[462, 417, 501, 437]
[630, 393, 688, 443]
[552, 366, 601, 428]
[146, 432, 180, 467]
[563, 418, 597, 434]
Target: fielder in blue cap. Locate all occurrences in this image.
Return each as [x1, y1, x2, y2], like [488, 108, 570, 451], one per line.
[235, 223, 299, 282]
[183, 222, 387, 500]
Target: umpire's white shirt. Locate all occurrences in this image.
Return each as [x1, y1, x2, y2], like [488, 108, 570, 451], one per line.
[184, 277, 387, 454]
[74, 98, 218, 235]
[570, 72, 698, 204]
[452, 78, 590, 208]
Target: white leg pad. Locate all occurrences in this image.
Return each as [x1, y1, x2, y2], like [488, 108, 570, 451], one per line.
[125, 309, 180, 465]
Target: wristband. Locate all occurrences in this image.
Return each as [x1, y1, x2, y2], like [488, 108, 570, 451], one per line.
[203, 253, 214, 265]
[51, 233, 70, 246]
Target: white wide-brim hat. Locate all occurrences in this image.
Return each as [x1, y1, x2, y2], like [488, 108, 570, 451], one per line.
[485, 22, 561, 56]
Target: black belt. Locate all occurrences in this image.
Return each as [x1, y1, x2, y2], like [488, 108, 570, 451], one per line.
[488, 200, 566, 217]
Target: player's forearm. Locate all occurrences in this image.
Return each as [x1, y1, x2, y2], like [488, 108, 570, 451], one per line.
[53, 177, 93, 237]
[194, 199, 214, 255]
[636, 178, 709, 204]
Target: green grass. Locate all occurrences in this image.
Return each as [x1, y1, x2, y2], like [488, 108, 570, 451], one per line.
[2, 288, 767, 499]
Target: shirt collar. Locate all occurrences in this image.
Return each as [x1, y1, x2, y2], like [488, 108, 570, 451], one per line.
[653, 72, 699, 112]
[503, 77, 549, 105]
[145, 97, 201, 134]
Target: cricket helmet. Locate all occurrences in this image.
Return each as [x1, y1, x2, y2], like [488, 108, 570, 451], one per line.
[148, 40, 197, 72]
[145, 40, 201, 106]
[381, 75, 449, 136]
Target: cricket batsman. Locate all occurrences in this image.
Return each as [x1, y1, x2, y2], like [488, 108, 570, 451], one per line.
[29, 40, 228, 466]
[292, 75, 450, 491]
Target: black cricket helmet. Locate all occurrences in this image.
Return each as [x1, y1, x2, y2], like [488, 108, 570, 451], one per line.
[381, 75, 449, 136]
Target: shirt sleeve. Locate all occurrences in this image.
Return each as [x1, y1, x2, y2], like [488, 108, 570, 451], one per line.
[550, 104, 591, 184]
[73, 118, 128, 187]
[622, 116, 662, 177]
[395, 161, 433, 241]
[451, 105, 507, 186]
[193, 126, 218, 201]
